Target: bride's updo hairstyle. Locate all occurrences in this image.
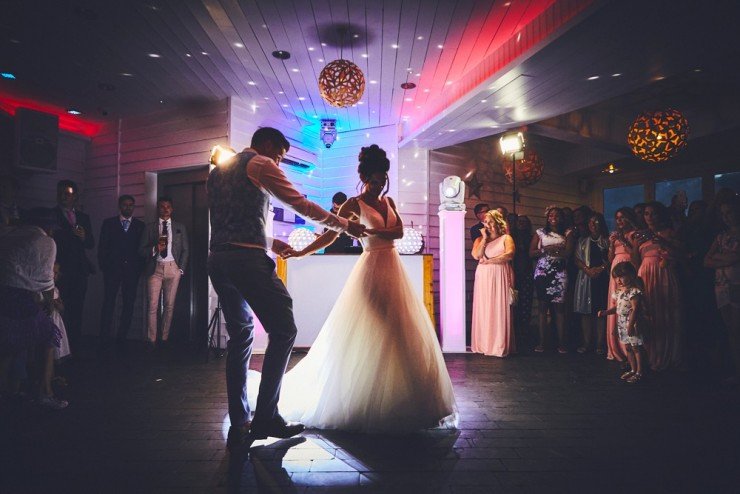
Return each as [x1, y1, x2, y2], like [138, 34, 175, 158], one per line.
[357, 144, 390, 196]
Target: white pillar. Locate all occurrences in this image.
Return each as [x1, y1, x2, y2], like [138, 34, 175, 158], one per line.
[438, 210, 467, 353]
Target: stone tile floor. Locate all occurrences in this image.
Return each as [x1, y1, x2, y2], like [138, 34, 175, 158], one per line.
[2, 340, 739, 493]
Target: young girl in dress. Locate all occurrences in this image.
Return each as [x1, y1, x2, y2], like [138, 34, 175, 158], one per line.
[598, 262, 646, 384]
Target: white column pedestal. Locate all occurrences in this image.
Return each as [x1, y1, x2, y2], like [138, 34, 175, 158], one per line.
[438, 210, 467, 353]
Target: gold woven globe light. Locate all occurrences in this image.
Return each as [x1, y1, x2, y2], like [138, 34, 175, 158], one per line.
[627, 108, 689, 163]
[503, 149, 544, 187]
[318, 59, 365, 108]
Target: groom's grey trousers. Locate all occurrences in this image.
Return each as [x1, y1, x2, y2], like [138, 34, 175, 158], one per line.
[207, 247, 297, 427]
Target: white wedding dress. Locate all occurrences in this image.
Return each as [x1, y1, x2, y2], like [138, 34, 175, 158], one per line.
[250, 197, 458, 433]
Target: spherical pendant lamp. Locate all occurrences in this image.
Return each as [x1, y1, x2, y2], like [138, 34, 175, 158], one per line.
[627, 108, 689, 163]
[394, 227, 424, 255]
[318, 59, 366, 108]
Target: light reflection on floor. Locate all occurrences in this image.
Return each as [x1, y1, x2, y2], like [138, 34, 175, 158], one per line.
[222, 412, 461, 492]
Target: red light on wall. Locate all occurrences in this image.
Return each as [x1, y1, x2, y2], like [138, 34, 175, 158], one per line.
[0, 93, 104, 137]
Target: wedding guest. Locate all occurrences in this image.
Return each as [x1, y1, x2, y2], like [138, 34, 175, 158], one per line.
[513, 215, 534, 339]
[471, 210, 516, 357]
[139, 197, 189, 350]
[206, 127, 365, 451]
[98, 194, 145, 349]
[530, 206, 575, 353]
[0, 208, 67, 409]
[669, 191, 688, 232]
[635, 201, 684, 371]
[633, 203, 648, 230]
[704, 197, 740, 383]
[470, 203, 490, 243]
[324, 192, 354, 254]
[572, 205, 593, 240]
[53, 180, 95, 352]
[573, 213, 609, 353]
[606, 207, 638, 362]
[599, 261, 647, 384]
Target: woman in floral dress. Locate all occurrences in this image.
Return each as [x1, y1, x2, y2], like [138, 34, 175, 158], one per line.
[529, 206, 575, 353]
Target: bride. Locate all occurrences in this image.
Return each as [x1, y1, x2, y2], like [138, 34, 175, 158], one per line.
[260, 144, 457, 433]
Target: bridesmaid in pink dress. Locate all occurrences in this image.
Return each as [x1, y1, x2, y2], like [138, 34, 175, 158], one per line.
[606, 207, 638, 362]
[471, 210, 516, 357]
[635, 201, 684, 371]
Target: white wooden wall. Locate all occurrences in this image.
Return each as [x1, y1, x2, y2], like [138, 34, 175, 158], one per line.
[317, 124, 399, 208]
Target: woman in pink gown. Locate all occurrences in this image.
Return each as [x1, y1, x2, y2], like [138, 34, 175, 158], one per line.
[606, 207, 638, 362]
[635, 201, 684, 371]
[471, 210, 516, 357]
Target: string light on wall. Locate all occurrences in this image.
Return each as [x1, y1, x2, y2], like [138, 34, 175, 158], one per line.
[627, 108, 689, 162]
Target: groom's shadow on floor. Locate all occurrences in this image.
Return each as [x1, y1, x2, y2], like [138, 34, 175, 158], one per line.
[227, 428, 461, 493]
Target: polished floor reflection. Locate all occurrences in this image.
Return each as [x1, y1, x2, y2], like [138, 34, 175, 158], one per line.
[2, 339, 739, 493]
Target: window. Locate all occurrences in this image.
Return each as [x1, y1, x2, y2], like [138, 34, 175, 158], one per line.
[603, 184, 645, 232]
[655, 177, 702, 209]
[715, 172, 740, 194]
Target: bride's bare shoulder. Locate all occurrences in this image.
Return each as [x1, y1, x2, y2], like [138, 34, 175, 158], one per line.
[338, 197, 361, 218]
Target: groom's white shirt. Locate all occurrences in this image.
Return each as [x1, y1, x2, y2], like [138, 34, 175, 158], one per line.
[238, 148, 349, 250]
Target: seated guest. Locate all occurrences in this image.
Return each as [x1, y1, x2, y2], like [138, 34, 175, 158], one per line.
[324, 192, 354, 253]
[0, 208, 67, 409]
[470, 203, 490, 243]
[98, 194, 145, 350]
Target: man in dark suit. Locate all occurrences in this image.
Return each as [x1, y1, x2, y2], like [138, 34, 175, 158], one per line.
[139, 196, 189, 349]
[470, 203, 490, 243]
[53, 179, 95, 351]
[98, 194, 145, 349]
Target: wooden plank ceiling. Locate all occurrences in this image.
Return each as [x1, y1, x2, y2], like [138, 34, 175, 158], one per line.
[0, 0, 567, 135]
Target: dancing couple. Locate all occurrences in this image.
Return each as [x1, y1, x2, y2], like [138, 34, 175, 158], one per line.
[206, 128, 457, 452]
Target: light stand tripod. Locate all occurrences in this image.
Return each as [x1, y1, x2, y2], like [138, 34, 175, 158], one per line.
[206, 299, 225, 362]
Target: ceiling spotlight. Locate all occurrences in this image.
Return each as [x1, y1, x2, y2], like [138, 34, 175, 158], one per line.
[320, 118, 337, 149]
[611, 73, 622, 77]
[417, 36, 424, 40]
[437, 44, 443, 49]
[353, 34, 359, 38]
[147, 53, 161, 58]
[308, 47, 315, 51]
[400, 82, 416, 90]
[587, 75, 599, 80]
[120, 72, 134, 77]
[67, 108, 82, 115]
[272, 50, 291, 60]
[247, 80, 256, 85]
[201, 51, 209, 55]
[291, 68, 299, 72]
[404, 97, 413, 102]
[9, 38, 20, 44]
[185, 53, 192, 57]
[1, 72, 16, 80]
[234, 42, 244, 48]
[298, 96, 305, 101]
[391, 44, 399, 49]
[361, 53, 368, 58]
[480, 99, 487, 103]
[321, 43, 327, 47]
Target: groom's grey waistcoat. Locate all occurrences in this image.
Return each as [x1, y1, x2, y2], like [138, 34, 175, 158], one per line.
[207, 150, 269, 249]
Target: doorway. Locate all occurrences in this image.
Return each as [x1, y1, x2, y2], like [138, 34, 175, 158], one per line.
[158, 167, 209, 347]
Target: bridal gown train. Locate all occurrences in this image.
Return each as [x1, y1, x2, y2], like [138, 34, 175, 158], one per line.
[250, 197, 458, 433]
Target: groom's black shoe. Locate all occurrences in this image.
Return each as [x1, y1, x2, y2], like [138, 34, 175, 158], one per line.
[226, 424, 254, 453]
[250, 416, 305, 440]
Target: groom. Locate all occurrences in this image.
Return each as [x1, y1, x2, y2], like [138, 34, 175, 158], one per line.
[207, 127, 366, 452]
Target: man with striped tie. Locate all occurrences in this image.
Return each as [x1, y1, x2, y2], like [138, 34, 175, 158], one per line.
[98, 194, 145, 352]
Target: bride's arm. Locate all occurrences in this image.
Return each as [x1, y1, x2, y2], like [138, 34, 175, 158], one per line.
[291, 199, 360, 257]
[365, 197, 404, 240]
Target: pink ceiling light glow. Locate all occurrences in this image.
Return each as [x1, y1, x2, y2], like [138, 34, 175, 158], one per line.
[0, 93, 104, 137]
[409, 0, 595, 134]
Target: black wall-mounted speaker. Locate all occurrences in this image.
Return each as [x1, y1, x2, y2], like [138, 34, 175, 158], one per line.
[14, 108, 58, 173]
